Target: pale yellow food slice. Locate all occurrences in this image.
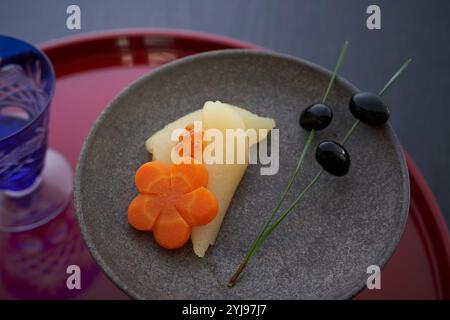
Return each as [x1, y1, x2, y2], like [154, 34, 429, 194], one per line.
[146, 110, 201, 163]
[192, 102, 248, 257]
[145, 101, 276, 257]
[221, 102, 276, 143]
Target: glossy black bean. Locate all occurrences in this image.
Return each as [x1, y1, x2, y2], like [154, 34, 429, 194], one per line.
[349, 92, 390, 126]
[299, 103, 333, 131]
[315, 140, 350, 176]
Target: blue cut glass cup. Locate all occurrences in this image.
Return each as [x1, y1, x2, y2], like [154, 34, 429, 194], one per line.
[0, 35, 72, 232]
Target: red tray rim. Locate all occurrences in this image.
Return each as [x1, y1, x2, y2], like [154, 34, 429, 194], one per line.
[39, 28, 263, 52]
[405, 151, 449, 247]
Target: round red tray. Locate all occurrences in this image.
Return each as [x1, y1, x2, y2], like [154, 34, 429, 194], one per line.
[0, 29, 448, 300]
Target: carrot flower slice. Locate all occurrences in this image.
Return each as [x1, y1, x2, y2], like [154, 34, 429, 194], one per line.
[128, 160, 218, 250]
[128, 194, 162, 231]
[170, 161, 208, 194]
[153, 205, 191, 249]
[175, 187, 218, 226]
[135, 161, 171, 195]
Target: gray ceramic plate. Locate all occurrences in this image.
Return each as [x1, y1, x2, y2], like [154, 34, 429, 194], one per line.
[75, 50, 409, 299]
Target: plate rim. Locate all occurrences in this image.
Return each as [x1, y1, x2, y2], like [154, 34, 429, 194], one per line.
[74, 48, 410, 300]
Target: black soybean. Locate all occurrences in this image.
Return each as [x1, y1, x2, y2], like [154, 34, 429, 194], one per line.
[349, 92, 390, 126]
[315, 141, 350, 176]
[299, 103, 333, 131]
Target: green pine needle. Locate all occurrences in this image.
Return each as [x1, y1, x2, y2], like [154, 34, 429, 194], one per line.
[228, 41, 349, 287]
[228, 57, 412, 288]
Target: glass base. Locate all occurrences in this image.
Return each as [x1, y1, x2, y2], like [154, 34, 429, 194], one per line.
[0, 149, 73, 232]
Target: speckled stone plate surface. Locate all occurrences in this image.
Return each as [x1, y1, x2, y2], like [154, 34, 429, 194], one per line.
[75, 50, 409, 299]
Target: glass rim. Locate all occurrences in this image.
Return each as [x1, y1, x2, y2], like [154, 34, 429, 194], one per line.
[0, 34, 56, 143]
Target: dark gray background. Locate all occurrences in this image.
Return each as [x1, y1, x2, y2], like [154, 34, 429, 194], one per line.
[1, 0, 449, 229]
